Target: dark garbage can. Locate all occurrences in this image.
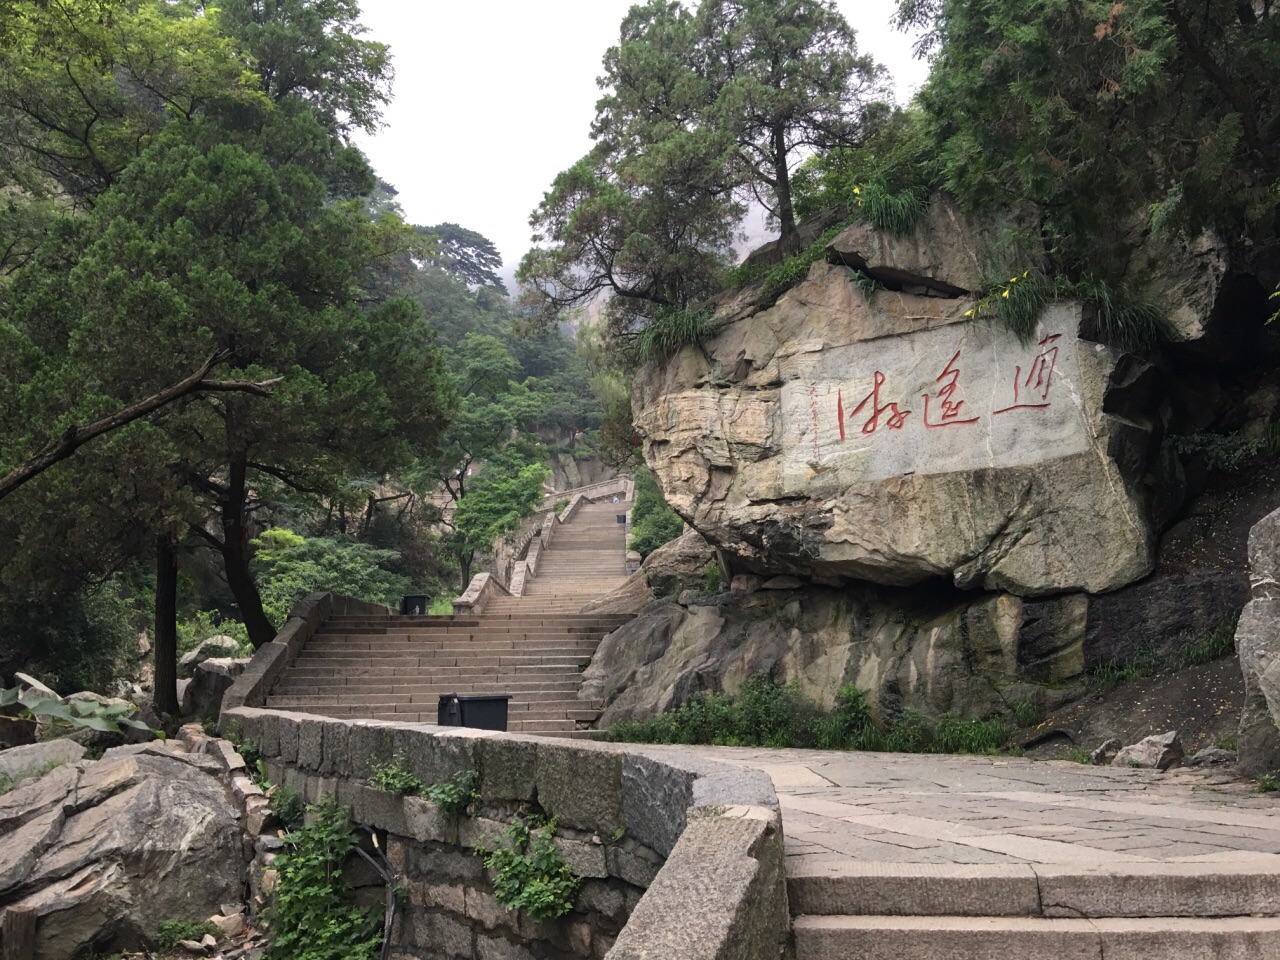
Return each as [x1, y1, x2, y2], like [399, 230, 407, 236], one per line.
[616, 514, 626, 524]
[437, 694, 462, 726]
[400, 594, 432, 615]
[437, 693, 512, 731]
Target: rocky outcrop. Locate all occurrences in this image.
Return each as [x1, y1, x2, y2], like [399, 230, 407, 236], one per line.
[180, 657, 248, 720]
[828, 194, 1041, 296]
[179, 635, 242, 678]
[1236, 507, 1280, 775]
[635, 266, 1160, 596]
[1111, 730, 1184, 770]
[581, 584, 1088, 728]
[581, 530, 718, 615]
[0, 749, 244, 957]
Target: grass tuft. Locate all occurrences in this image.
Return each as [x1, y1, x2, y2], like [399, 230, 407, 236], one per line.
[635, 306, 713, 364]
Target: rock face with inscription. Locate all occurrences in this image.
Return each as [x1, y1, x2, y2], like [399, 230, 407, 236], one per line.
[634, 261, 1159, 596]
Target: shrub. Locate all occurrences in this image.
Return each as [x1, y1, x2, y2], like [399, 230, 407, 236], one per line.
[270, 785, 305, 830]
[269, 795, 382, 960]
[424, 771, 478, 817]
[369, 750, 424, 796]
[608, 675, 1009, 755]
[479, 818, 580, 922]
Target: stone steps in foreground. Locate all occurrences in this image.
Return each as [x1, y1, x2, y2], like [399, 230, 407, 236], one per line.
[792, 915, 1280, 960]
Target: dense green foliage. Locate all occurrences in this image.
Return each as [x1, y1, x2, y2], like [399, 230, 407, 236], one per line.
[628, 467, 685, 558]
[424, 771, 479, 817]
[155, 919, 220, 950]
[251, 530, 413, 626]
[479, 818, 580, 922]
[634, 306, 714, 363]
[269, 795, 382, 960]
[608, 675, 1010, 754]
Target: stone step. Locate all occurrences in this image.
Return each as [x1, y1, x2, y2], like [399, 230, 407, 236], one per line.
[787, 862, 1280, 919]
[304, 638, 603, 651]
[792, 915, 1280, 960]
[274, 705, 583, 732]
[292, 652, 593, 665]
[283, 665, 582, 680]
[266, 695, 600, 712]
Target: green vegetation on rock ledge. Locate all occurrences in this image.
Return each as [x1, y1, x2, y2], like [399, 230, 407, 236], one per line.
[478, 818, 580, 922]
[628, 467, 685, 559]
[608, 675, 1010, 755]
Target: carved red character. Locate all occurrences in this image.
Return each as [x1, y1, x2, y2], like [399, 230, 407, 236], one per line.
[844, 371, 912, 434]
[994, 334, 1062, 415]
[922, 350, 980, 428]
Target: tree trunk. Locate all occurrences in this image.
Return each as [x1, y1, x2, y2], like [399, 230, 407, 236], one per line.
[459, 548, 474, 588]
[221, 455, 277, 648]
[773, 124, 798, 250]
[153, 537, 180, 716]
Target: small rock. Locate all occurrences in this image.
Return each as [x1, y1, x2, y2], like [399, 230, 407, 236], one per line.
[761, 575, 803, 590]
[209, 913, 246, 937]
[1090, 738, 1121, 765]
[677, 589, 699, 606]
[202, 934, 218, 948]
[730, 574, 763, 596]
[178, 941, 206, 954]
[1186, 746, 1237, 767]
[1111, 730, 1184, 771]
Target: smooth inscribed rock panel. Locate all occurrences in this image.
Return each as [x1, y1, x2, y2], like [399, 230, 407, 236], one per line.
[634, 264, 1157, 596]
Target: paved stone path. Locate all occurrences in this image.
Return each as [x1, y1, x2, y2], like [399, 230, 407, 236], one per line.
[685, 746, 1280, 868]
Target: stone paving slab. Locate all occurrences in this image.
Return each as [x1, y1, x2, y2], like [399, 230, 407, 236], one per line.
[667, 747, 1280, 867]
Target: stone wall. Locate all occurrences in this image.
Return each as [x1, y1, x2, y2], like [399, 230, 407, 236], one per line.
[223, 708, 788, 960]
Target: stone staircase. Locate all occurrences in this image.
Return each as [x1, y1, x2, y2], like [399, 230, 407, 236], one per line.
[263, 497, 633, 735]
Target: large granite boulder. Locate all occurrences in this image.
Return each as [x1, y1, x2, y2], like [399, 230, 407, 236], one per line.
[0, 751, 244, 957]
[581, 530, 718, 615]
[634, 263, 1159, 596]
[179, 635, 242, 679]
[1236, 507, 1280, 775]
[180, 657, 249, 720]
[581, 586, 1087, 728]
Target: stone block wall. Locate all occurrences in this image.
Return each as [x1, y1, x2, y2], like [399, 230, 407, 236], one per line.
[223, 708, 788, 960]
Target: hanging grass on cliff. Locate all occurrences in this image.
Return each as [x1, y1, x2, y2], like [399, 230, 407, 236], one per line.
[633, 306, 714, 363]
[606, 675, 1009, 755]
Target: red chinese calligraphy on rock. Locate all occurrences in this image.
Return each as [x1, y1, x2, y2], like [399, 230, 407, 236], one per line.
[994, 334, 1061, 415]
[922, 350, 980, 429]
[846, 371, 911, 435]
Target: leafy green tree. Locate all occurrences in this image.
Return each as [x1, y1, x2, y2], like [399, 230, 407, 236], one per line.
[698, 0, 887, 244]
[250, 528, 413, 625]
[450, 459, 550, 585]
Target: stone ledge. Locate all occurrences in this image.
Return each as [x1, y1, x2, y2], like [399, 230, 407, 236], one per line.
[452, 572, 511, 616]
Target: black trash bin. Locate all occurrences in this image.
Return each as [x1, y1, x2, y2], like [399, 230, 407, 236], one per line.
[616, 514, 626, 524]
[400, 594, 432, 615]
[437, 693, 511, 731]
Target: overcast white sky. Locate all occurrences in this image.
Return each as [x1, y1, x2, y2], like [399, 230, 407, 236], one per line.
[353, 1, 929, 282]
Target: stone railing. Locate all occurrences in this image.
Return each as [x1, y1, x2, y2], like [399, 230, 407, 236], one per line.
[222, 592, 391, 712]
[451, 571, 511, 616]
[221, 707, 789, 960]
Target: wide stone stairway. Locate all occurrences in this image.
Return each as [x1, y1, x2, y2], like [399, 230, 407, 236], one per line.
[263, 495, 633, 735]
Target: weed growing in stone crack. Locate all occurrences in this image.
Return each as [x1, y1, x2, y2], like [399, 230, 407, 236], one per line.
[478, 818, 580, 922]
[1218, 735, 1239, 751]
[270, 795, 382, 960]
[1065, 747, 1092, 764]
[155, 919, 220, 949]
[369, 750, 425, 796]
[1257, 773, 1280, 793]
[424, 770, 478, 816]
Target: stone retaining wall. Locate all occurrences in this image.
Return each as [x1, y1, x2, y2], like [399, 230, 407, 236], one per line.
[222, 707, 788, 960]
